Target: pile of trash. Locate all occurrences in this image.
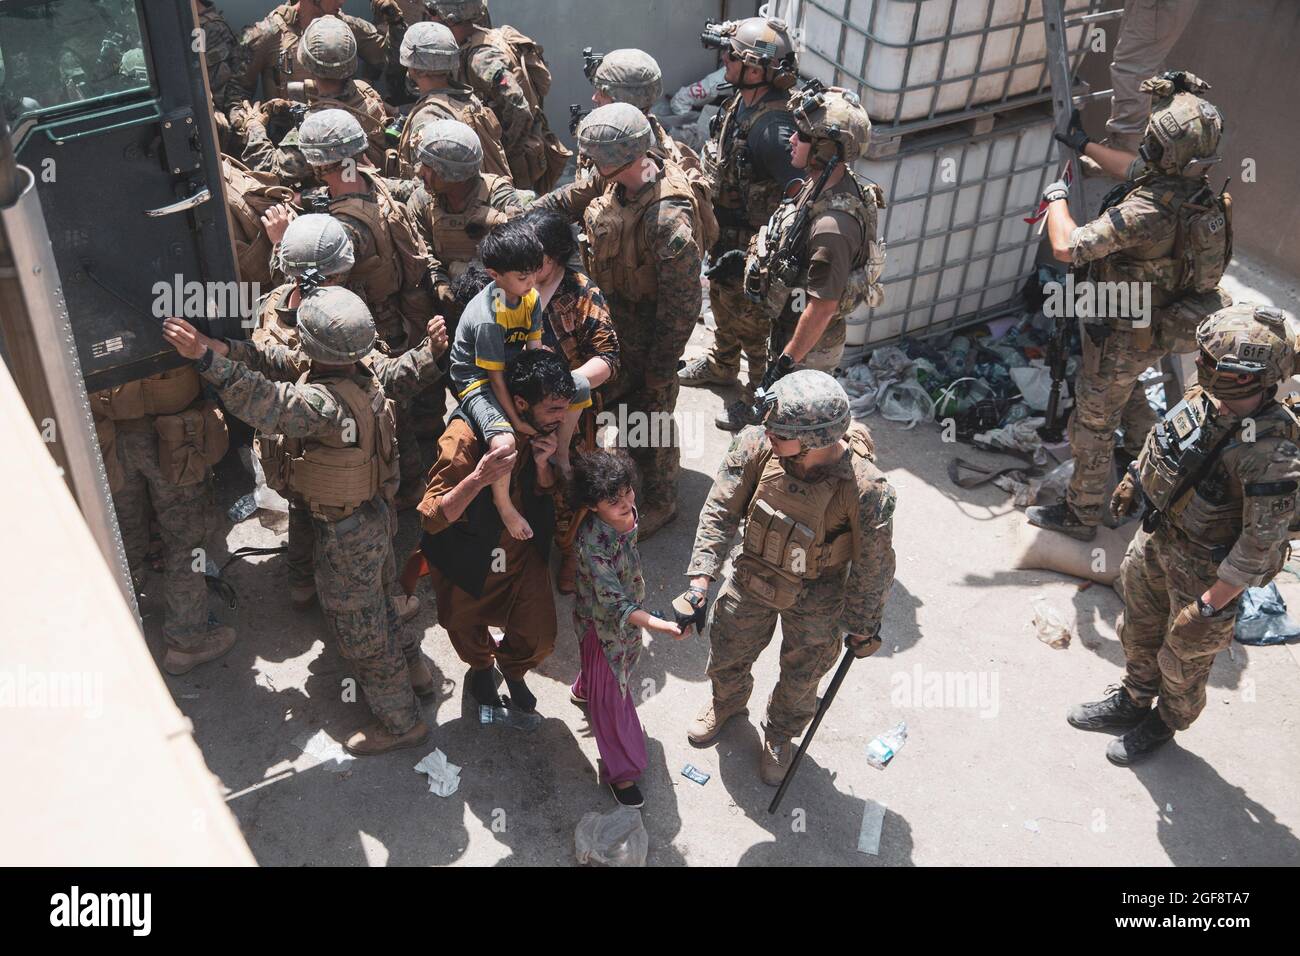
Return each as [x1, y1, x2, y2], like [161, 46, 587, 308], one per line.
[836, 306, 1082, 449]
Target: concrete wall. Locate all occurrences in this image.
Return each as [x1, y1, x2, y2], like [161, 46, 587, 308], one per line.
[216, 0, 734, 146]
[1076, 0, 1300, 281]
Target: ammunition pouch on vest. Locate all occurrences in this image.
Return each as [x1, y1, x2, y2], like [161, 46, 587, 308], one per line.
[421, 174, 514, 277]
[580, 159, 703, 303]
[94, 366, 203, 421]
[705, 92, 791, 238]
[732, 425, 872, 610]
[155, 402, 230, 487]
[259, 374, 398, 518]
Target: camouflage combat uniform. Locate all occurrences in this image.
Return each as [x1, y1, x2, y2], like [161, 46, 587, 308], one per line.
[198, 346, 422, 735]
[239, 3, 388, 101]
[1121, 385, 1300, 729]
[537, 152, 704, 517]
[396, 85, 513, 182]
[90, 368, 226, 655]
[247, 286, 446, 596]
[699, 88, 799, 389]
[688, 422, 896, 741]
[199, 2, 252, 117]
[1065, 175, 1232, 523]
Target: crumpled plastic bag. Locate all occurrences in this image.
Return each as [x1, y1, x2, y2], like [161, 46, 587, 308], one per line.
[574, 805, 647, 867]
[879, 380, 935, 428]
[1234, 583, 1300, 645]
[838, 363, 882, 417]
[413, 749, 461, 797]
[1009, 363, 1056, 412]
[973, 417, 1049, 466]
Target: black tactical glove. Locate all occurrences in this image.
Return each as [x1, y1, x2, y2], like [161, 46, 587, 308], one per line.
[671, 587, 709, 634]
[705, 248, 746, 282]
[1053, 109, 1090, 154]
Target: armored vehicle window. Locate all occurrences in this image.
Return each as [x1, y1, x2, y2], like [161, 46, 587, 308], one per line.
[0, 0, 148, 123]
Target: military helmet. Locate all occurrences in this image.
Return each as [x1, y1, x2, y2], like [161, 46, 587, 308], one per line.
[576, 103, 653, 170]
[790, 83, 872, 164]
[401, 21, 461, 73]
[278, 214, 355, 279]
[764, 369, 852, 450]
[297, 15, 358, 80]
[297, 108, 368, 166]
[297, 286, 377, 364]
[591, 49, 663, 113]
[1138, 71, 1223, 175]
[1196, 303, 1295, 399]
[429, 0, 484, 25]
[119, 48, 148, 83]
[414, 119, 483, 181]
[712, 17, 799, 90]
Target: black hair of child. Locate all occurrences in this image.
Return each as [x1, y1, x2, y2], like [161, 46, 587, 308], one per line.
[478, 219, 544, 275]
[522, 208, 579, 265]
[569, 448, 639, 511]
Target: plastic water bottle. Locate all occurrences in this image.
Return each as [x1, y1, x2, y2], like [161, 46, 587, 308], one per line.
[865, 721, 908, 770]
[945, 336, 973, 377]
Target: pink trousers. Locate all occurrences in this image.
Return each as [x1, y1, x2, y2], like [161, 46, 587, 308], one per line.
[572, 624, 648, 785]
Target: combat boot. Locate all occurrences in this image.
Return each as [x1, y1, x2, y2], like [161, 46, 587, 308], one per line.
[715, 398, 758, 433]
[759, 732, 793, 787]
[408, 657, 436, 699]
[162, 626, 237, 676]
[1067, 685, 1151, 731]
[678, 355, 738, 388]
[636, 503, 677, 541]
[1106, 710, 1175, 766]
[344, 719, 430, 756]
[687, 698, 747, 745]
[1026, 501, 1097, 541]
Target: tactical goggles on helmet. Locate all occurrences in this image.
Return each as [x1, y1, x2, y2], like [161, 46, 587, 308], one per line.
[581, 47, 604, 82]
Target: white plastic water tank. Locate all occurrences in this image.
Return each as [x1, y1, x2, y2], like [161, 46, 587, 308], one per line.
[775, 0, 1096, 124]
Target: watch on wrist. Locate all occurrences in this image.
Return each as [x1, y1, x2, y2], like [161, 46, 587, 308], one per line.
[1196, 596, 1217, 618]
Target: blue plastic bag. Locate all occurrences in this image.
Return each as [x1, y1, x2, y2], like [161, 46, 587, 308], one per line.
[1233, 583, 1300, 645]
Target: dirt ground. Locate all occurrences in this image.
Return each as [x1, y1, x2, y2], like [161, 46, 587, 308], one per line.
[139, 258, 1300, 867]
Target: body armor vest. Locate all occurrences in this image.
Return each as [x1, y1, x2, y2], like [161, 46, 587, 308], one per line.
[460, 25, 549, 110]
[252, 284, 301, 351]
[733, 423, 874, 609]
[1138, 387, 1300, 547]
[749, 170, 885, 315]
[702, 90, 791, 240]
[287, 78, 390, 168]
[580, 159, 703, 303]
[1094, 174, 1231, 312]
[92, 366, 202, 421]
[397, 88, 511, 181]
[327, 170, 412, 330]
[257, 372, 398, 518]
[418, 173, 515, 277]
[648, 114, 701, 174]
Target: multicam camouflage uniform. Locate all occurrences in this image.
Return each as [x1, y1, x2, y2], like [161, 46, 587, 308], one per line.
[239, 3, 388, 101]
[687, 371, 896, 744]
[199, 288, 422, 736]
[90, 368, 229, 664]
[1118, 306, 1300, 732]
[1063, 73, 1233, 527]
[537, 104, 703, 524]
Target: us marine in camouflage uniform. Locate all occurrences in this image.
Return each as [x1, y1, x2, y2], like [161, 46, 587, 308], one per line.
[250, 214, 449, 610]
[585, 48, 702, 174]
[163, 288, 433, 757]
[536, 103, 704, 538]
[730, 83, 886, 430]
[428, 0, 571, 193]
[1030, 72, 1233, 541]
[679, 17, 800, 401]
[1070, 304, 1300, 765]
[390, 21, 512, 184]
[245, 15, 394, 171]
[239, 0, 387, 102]
[296, 109, 439, 507]
[678, 370, 896, 785]
[90, 367, 234, 677]
[198, 0, 252, 150]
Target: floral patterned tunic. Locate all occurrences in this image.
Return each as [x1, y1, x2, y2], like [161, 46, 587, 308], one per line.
[572, 510, 645, 697]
